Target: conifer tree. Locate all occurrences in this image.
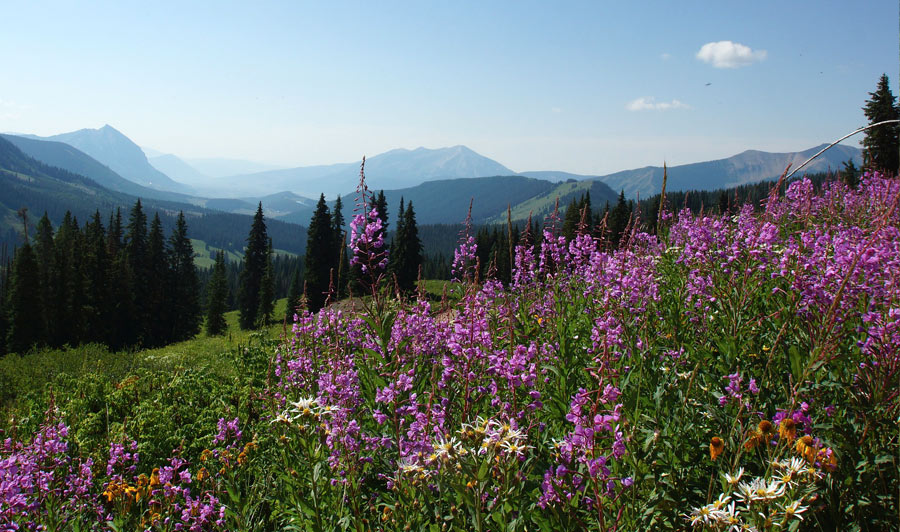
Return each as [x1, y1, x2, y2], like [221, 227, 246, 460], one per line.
[238, 203, 270, 329]
[304, 195, 334, 312]
[108, 208, 124, 256]
[256, 239, 276, 327]
[562, 196, 581, 241]
[388, 198, 406, 280]
[284, 267, 303, 323]
[375, 190, 389, 234]
[5, 244, 43, 354]
[332, 195, 349, 297]
[82, 211, 111, 344]
[123, 200, 149, 344]
[392, 200, 422, 294]
[168, 211, 201, 341]
[52, 213, 84, 346]
[862, 74, 900, 174]
[33, 213, 54, 344]
[608, 191, 631, 248]
[842, 159, 860, 188]
[205, 250, 228, 336]
[143, 213, 170, 346]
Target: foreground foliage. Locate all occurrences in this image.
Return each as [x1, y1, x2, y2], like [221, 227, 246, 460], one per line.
[1, 173, 898, 531]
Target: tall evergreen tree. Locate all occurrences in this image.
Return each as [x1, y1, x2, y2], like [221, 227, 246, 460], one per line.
[608, 191, 632, 249]
[123, 200, 148, 344]
[5, 244, 43, 354]
[284, 267, 303, 323]
[168, 211, 202, 342]
[256, 239, 276, 327]
[375, 190, 389, 234]
[144, 214, 170, 345]
[237, 203, 270, 329]
[205, 250, 228, 336]
[332, 195, 350, 297]
[392, 200, 423, 294]
[842, 159, 860, 188]
[388, 198, 406, 282]
[304, 195, 334, 313]
[33, 213, 54, 344]
[862, 74, 900, 174]
[82, 211, 111, 344]
[52, 213, 84, 346]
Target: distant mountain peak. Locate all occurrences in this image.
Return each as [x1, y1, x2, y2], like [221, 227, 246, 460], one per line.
[30, 125, 193, 194]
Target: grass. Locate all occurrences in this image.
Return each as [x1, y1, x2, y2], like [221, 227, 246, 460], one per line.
[0, 298, 294, 429]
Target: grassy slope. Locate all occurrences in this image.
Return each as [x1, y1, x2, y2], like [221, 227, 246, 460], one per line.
[0, 299, 293, 424]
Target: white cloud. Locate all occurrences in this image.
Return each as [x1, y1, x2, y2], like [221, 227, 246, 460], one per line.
[696, 40, 767, 68]
[551, 106, 562, 113]
[660, 52, 671, 60]
[625, 97, 691, 111]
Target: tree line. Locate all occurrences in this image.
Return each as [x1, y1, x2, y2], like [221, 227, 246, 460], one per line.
[0, 201, 201, 355]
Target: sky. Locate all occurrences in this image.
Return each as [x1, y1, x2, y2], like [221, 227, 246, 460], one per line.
[0, 0, 897, 175]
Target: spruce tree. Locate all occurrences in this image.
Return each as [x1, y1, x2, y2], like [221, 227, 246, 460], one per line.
[52, 213, 85, 346]
[5, 244, 43, 354]
[124, 200, 148, 344]
[304, 195, 334, 313]
[862, 74, 900, 174]
[256, 239, 276, 327]
[562, 196, 581, 241]
[393, 200, 422, 294]
[842, 159, 860, 188]
[237, 203, 270, 329]
[284, 267, 303, 323]
[332, 195, 349, 297]
[82, 212, 111, 344]
[388, 198, 406, 281]
[168, 212, 201, 341]
[33, 213, 54, 344]
[608, 191, 631, 248]
[205, 250, 229, 336]
[145, 213, 170, 346]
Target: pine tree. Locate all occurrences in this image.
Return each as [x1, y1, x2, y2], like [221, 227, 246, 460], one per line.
[238, 203, 270, 329]
[862, 74, 900, 174]
[144, 213, 170, 346]
[284, 267, 303, 322]
[5, 244, 43, 354]
[375, 190, 389, 234]
[82, 211, 111, 344]
[52, 213, 85, 346]
[304, 195, 334, 312]
[168, 211, 201, 342]
[206, 251, 229, 336]
[388, 198, 406, 281]
[608, 191, 631, 249]
[256, 239, 275, 327]
[842, 159, 860, 188]
[332, 195, 349, 297]
[392, 200, 422, 294]
[33, 213, 54, 344]
[123, 200, 149, 344]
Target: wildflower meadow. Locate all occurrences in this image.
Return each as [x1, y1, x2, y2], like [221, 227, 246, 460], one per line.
[2, 172, 899, 531]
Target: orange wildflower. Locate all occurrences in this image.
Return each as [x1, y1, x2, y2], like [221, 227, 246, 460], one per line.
[709, 437, 725, 460]
[778, 418, 796, 442]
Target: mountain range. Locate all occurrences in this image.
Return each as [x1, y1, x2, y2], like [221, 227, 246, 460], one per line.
[0, 124, 865, 246]
[21, 125, 193, 194]
[166, 145, 516, 198]
[596, 144, 862, 199]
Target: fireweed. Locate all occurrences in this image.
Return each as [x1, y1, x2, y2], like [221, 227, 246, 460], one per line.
[2, 172, 899, 530]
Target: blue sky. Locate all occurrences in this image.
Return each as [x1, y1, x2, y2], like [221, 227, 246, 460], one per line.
[1, 0, 897, 175]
